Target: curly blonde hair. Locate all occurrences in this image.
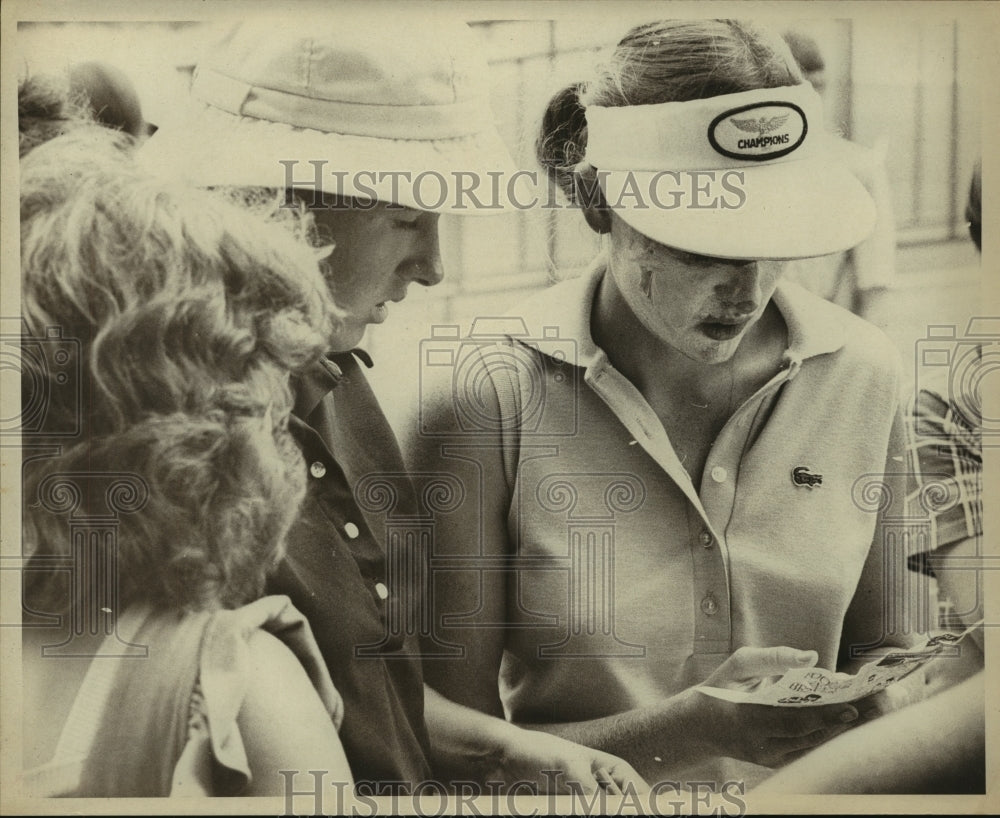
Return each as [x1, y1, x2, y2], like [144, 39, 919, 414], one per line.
[21, 127, 340, 612]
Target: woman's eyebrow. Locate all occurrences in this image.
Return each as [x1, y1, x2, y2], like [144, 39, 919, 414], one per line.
[648, 243, 746, 266]
[676, 248, 756, 267]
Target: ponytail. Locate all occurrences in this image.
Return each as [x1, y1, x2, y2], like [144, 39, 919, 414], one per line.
[536, 82, 588, 203]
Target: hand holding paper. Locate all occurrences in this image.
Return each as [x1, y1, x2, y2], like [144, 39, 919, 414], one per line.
[684, 646, 861, 767]
[698, 624, 979, 708]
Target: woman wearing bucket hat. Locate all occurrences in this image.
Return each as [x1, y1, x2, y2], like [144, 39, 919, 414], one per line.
[140, 15, 646, 795]
[409, 19, 925, 790]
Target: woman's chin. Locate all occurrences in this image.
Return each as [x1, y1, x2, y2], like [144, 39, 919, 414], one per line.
[330, 322, 367, 353]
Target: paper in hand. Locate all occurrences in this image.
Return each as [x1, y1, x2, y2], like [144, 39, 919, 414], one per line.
[697, 623, 980, 707]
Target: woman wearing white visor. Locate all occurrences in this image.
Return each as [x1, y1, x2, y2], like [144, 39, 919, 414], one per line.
[409, 20, 924, 790]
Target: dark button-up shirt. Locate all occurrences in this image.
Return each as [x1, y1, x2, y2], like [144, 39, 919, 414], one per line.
[268, 351, 432, 786]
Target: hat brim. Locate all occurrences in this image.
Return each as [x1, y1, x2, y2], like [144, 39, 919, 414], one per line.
[139, 104, 525, 215]
[598, 155, 877, 260]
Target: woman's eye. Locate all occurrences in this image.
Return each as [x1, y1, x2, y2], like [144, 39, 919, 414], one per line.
[393, 218, 422, 231]
[677, 250, 717, 267]
[676, 249, 744, 270]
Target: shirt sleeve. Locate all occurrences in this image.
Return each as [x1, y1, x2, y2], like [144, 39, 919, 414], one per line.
[905, 387, 983, 555]
[169, 596, 345, 796]
[841, 402, 925, 662]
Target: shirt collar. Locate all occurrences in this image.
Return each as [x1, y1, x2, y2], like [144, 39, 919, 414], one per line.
[510, 254, 848, 372]
[507, 256, 606, 371]
[770, 277, 848, 365]
[292, 347, 374, 419]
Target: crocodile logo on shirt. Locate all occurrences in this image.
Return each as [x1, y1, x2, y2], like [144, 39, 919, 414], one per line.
[791, 466, 823, 488]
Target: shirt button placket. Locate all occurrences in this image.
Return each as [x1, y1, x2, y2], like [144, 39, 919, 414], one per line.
[690, 513, 729, 657]
[700, 593, 719, 616]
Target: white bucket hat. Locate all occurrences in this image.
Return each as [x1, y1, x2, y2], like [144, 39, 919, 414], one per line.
[140, 16, 521, 214]
[584, 83, 877, 259]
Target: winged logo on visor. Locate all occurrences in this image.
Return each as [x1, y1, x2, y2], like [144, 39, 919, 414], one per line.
[731, 113, 791, 140]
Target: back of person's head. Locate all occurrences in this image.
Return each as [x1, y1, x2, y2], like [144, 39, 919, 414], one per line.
[538, 20, 802, 202]
[18, 72, 90, 157]
[782, 30, 827, 95]
[782, 30, 825, 75]
[68, 61, 157, 140]
[21, 127, 338, 613]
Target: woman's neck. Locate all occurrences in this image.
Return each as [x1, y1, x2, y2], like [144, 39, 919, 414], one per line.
[591, 268, 788, 414]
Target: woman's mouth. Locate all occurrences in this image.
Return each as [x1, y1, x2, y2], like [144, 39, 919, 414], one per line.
[371, 293, 407, 324]
[699, 316, 752, 341]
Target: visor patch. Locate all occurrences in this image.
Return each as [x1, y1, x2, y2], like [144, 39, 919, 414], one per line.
[708, 101, 807, 161]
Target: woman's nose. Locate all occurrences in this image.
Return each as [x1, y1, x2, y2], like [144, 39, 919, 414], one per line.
[415, 255, 444, 286]
[409, 216, 444, 287]
[714, 261, 762, 310]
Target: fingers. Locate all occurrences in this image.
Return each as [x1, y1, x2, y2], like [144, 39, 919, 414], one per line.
[561, 767, 624, 796]
[783, 704, 860, 737]
[590, 751, 650, 795]
[743, 701, 858, 738]
[740, 711, 859, 767]
[854, 693, 889, 723]
[775, 721, 855, 758]
[603, 760, 650, 795]
[594, 767, 621, 795]
[715, 645, 818, 685]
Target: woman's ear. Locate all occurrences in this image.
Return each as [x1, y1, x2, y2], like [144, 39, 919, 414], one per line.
[573, 162, 612, 235]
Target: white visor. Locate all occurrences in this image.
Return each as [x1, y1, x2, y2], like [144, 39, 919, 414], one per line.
[584, 84, 877, 259]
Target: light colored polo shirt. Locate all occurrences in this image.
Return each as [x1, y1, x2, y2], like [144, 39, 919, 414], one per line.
[414, 258, 919, 787]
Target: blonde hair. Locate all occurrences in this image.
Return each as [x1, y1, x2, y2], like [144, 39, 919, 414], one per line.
[18, 71, 91, 157]
[21, 127, 340, 612]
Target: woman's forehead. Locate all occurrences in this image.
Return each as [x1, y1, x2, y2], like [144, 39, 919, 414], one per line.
[615, 219, 760, 266]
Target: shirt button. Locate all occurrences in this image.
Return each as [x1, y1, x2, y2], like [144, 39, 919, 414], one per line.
[309, 461, 327, 479]
[374, 582, 389, 600]
[710, 466, 728, 483]
[701, 594, 719, 616]
[699, 530, 714, 548]
[344, 522, 360, 539]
